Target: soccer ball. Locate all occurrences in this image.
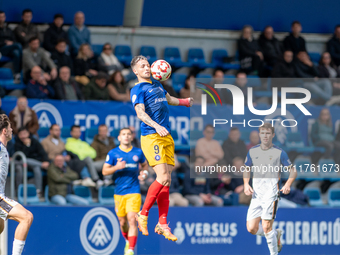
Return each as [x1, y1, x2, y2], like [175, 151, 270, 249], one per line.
[151, 60, 172, 81]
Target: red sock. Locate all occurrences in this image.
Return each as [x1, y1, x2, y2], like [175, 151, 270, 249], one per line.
[141, 180, 164, 216]
[122, 231, 128, 240]
[128, 236, 137, 250]
[157, 185, 170, 224]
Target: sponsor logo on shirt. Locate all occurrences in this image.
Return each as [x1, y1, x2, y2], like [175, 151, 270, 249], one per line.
[155, 98, 167, 103]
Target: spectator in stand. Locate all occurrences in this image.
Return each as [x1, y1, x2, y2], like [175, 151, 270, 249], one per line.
[283, 21, 307, 56]
[169, 155, 189, 207]
[0, 11, 22, 83]
[222, 127, 247, 166]
[65, 125, 104, 188]
[83, 72, 110, 100]
[293, 51, 332, 104]
[74, 43, 97, 80]
[68, 11, 91, 56]
[91, 124, 115, 175]
[311, 108, 340, 164]
[179, 75, 201, 102]
[9, 96, 39, 136]
[258, 26, 283, 67]
[235, 71, 248, 100]
[246, 130, 259, 151]
[195, 124, 224, 167]
[15, 127, 49, 197]
[41, 124, 96, 187]
[183, 156, 223, 207]
[48, 154, 89, 205]
[26, 66, 55, 99]
[14, 9, 40, 48]
[209, 69, 231, 104]
[129, 126, 140, 148]
[107, 71, 130, 101]
[237, 25, 264, 75]
[23, 36, 58, 82]
[43, 14, 68, 52]
[97, 43, 123, 75]
[53, 66, 83, 100]
[51, 39, 73, 72]
[272, 50, 295, 78]
[327, 25, 340, 67]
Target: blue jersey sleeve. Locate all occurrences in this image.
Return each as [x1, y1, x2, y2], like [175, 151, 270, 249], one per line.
[139, 150, 146, 164]
[105, 152, 117, 166]
[280, 150, 292, 167]
[244, 150, 253, 166]
[131, 86, 145, 107]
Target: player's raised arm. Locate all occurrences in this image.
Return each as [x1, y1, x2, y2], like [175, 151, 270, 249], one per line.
[134, 103, 169, 137]
[165, 93, 194, 107]
[280, 165, 297, 194]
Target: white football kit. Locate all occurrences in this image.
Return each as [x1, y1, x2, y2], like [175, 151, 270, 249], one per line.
[245, 144, 292, 221]
[0, 142, 18, 221]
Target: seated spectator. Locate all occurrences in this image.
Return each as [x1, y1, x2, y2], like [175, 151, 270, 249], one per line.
[51, 39, 73, 72]
[222, 127, 247, 166]
[179, 75, 201, 102]
[14, 9, 40, 48]
[74, 43, 97, 80]
[327, 25, 340, 67]
[43, 14, 68, 52]
[65, 125, 103, 188]
[53, 66, 83, 100]
[195, 124, 224, 167]
[41, 124, 96, 187]
[47, 154, 89, 205]
[258, 26, 283, 67]
[107, 71, 130, 101]
[91, 124, 115, 176]
[23, 36, 58, 82]
[83, 72, 110, 100]
[235, 72, 248, 101]
[15, 127, 50, 197]
[9, 96, 39, 136]
[209, 69, 231, 104]
[68, 11, 91, 56]
[183, 156, 223, 207]
[97, 43, 123, 75]
[129, 126, 140, 148]
[237, 25, 264, 75]
[169, 155, 189, 207]
[272, 50, 295, 78]
[293, 51, 332, 104]
[246, 130, 259, 151]
[283, 21, 307, 56]
[311, 108, 340, 164]
[26, 66, 55, 99]
[0, 11, 22, 83]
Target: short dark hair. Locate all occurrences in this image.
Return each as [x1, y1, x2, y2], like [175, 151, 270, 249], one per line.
[22, 9, 32, 16]
[54, 13, 63, 20]
[0, 114, 10, 134]
[292, 21, 301, 26]
[18, 126, 29, 133]
[212, 69, 224, 77]
[56, 38, 67, 45]
[119, 127, 132, 135]
[335, 25, 340, 30]
[28, 36, 39, 43]
[96, 72, 109, 81]
[259, 123, 275, 134]
[71, 125, 81, 131]
[230, 127, 239, 132]
[0, 11, 5, 15]
[130, 55, 148, 69]
[204, 124, 214, 131]
[236, 71, 247, 77]
[49, 124, 59, 130]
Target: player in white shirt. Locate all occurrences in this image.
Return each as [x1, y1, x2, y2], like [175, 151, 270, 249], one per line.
[0, 114, 33, 255]
[243, 123, 297, 255]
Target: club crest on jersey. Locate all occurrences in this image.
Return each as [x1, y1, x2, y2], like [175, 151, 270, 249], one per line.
[155, 155, 161, 161]
[133, 155, 139, 162]
[269, 155, 273, 160]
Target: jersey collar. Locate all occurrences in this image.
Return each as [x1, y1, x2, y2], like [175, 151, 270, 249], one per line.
[119, 145, 133, 153]
[135, 80, 152, 85]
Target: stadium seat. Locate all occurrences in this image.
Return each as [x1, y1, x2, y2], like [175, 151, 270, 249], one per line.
[91, 44, 103, 56]
[318, 159, 338, 178]
[294, 157, 314, 178]
[309, 52, 321, 64]
[189, 129, 204, 147]
[61, 127, 71, 142]
[177, 155, 189, 165]
[247, 75, 262, 87]
[303, 187, 323, 206]
[240, 130, 251, 144]
[114, 45, 133, 66]
[140, 45, 158, 64]
[328, 188, 340, 207]
[214, 129, 229, 144]
[171, 73, 187, 93]
[164, 47, 192, 68]
[172, 130, 190, 151]
[187, 48, 214, 69]
[73, 186, 93, 204]
[211, 49, 240, 70]
[18, 184, 40, 204]
[196, 73, 212, 82]
[85, 127, 98, 144]
[0, 55, 12, 63]
[224, 74, 236, 85]
[98, 186, 115, 205]
[0, 68, 26, 90]
[38, 127, 50, 142]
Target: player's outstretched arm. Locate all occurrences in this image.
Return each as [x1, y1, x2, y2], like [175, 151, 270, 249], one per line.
[165, 93, 193, 107]
[135, 103, 169, 136]
[280, 166, 297, 194]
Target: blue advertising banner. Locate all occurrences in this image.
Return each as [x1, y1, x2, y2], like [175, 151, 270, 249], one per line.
[7, 206, 340, 255]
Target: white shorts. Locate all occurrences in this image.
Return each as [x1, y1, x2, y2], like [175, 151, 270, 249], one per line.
[246, 197, 279, 221]
[0, 195, 18, 221]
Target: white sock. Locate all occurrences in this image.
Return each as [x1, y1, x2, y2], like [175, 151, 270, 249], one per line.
[256, 223, 265, 236]
[265, 229, 278, 255]
[12, 239, 25, 255]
